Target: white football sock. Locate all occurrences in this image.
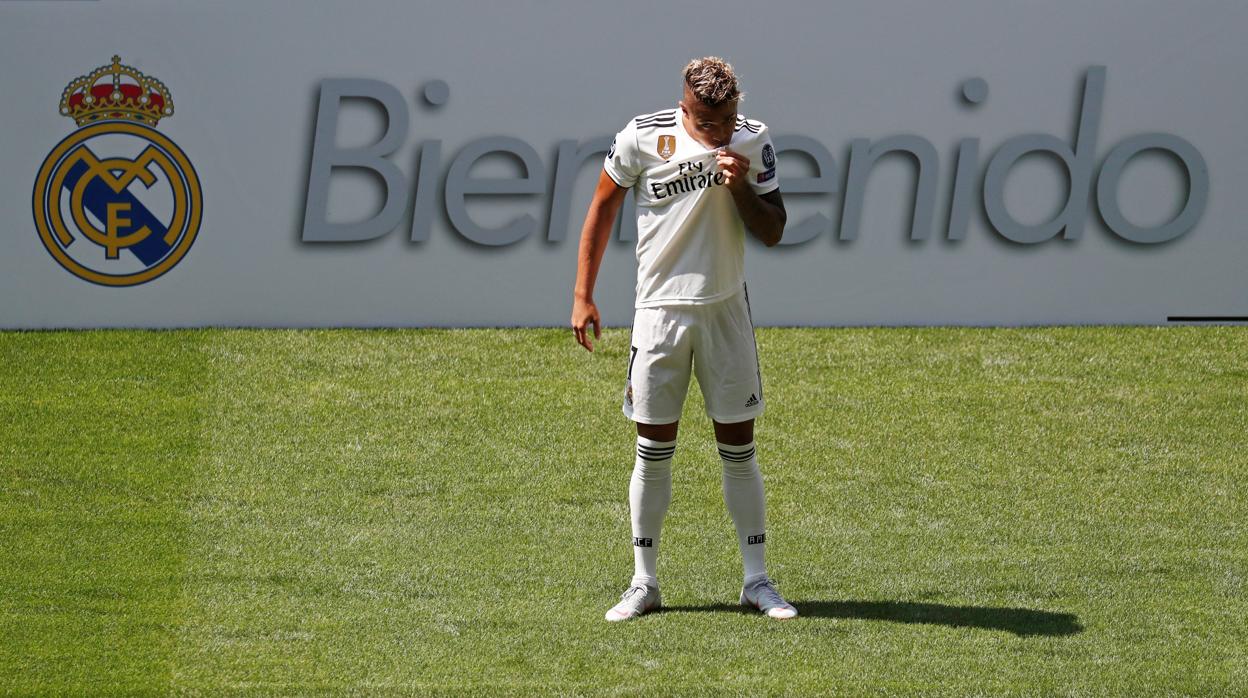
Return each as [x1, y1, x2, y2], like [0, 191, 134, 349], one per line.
[718, 440, 767, 582]
[629, 435, 675, 588]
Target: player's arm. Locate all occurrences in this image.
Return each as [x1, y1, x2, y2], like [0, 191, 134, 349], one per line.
[717, 149, 786, 246]
[571, 170, 629, 352]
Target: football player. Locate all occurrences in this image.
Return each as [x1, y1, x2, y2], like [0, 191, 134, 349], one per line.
[571, 57, 797, 621]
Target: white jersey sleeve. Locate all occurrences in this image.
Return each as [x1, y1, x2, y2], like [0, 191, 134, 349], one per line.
[603, 119, 643, 188]
[745, 123, 780, 196]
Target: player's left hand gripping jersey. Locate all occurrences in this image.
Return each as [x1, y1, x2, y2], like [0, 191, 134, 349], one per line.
[604, 108, 779, 308]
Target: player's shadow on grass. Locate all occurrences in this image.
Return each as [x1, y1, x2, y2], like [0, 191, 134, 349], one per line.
[664, 600, 1082, 637]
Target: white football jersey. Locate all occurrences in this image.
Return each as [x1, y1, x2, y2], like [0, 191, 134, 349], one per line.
[604, 107, 779, 308]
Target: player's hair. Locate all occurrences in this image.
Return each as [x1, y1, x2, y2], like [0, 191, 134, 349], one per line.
[682, 57, 744, 107]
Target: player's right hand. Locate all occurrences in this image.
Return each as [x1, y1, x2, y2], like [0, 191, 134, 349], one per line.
[571, 297, 602, 352]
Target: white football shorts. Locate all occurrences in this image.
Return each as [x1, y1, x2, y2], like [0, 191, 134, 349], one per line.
[622, 283, 765, 425]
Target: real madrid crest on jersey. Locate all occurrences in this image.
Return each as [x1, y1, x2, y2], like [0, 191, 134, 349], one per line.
[32, 56, 202, 286]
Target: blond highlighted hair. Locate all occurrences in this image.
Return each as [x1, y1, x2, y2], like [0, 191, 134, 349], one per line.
[682, 56, 743, 107]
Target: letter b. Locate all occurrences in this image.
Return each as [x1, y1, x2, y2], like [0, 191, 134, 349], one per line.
[302, 79, 410, 242]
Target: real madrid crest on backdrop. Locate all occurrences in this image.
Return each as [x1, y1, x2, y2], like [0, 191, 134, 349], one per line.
[32, 56, 202, 286]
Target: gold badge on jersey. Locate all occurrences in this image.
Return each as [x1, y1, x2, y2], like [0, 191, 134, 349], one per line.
[657, 135, 676, 160]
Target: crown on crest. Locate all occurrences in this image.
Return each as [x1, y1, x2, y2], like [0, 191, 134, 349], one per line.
[59, 56, 174, 127]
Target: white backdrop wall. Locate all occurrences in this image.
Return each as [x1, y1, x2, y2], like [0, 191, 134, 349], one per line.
[1, 0, 1245, 328]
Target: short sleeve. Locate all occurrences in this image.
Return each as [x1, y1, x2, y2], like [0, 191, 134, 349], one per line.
[603, 119, 643, 189]
[749, 127, 780, 195]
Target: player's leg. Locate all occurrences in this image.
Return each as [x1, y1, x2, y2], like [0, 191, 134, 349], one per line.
[696, 288, 797, 619]
[694, 290, 767, 583]
[629, 418, 678, 590]
[712, 416, 794, 618]
[608, 307, 692, 621]
[711, 417, 767, 585]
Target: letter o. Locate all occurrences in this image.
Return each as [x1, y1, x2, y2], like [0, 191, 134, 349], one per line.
[1096, 134, 1208, 244]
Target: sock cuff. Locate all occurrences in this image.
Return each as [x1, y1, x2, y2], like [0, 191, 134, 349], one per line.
[717, 440, 757, 462]
[630, 574, 659, 589]
[637, 435, 677, 462]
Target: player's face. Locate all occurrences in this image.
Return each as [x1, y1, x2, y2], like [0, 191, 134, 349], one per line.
[679, 86, 738, 149]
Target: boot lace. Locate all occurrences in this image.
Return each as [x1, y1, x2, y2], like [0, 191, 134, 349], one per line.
[750, 579, 786, 608]
[620, 584, 649, 603]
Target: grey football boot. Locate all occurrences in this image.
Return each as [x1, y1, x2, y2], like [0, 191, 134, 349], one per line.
[740, 577, 798, 619]
[605, 583, 662, 622]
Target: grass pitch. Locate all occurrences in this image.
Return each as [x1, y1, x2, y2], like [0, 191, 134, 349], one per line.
[1, 326, 1245, 695]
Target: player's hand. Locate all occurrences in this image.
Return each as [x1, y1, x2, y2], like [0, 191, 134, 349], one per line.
[571, 296, 602, 352]
[716, 148, 751, 193]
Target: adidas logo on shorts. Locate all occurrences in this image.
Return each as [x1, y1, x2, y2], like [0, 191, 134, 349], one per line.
[745, 393, 759, 407]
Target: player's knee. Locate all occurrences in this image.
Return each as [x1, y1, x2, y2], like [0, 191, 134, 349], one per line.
[712, 419, 753, 445]
[637, 420, 678, 442]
